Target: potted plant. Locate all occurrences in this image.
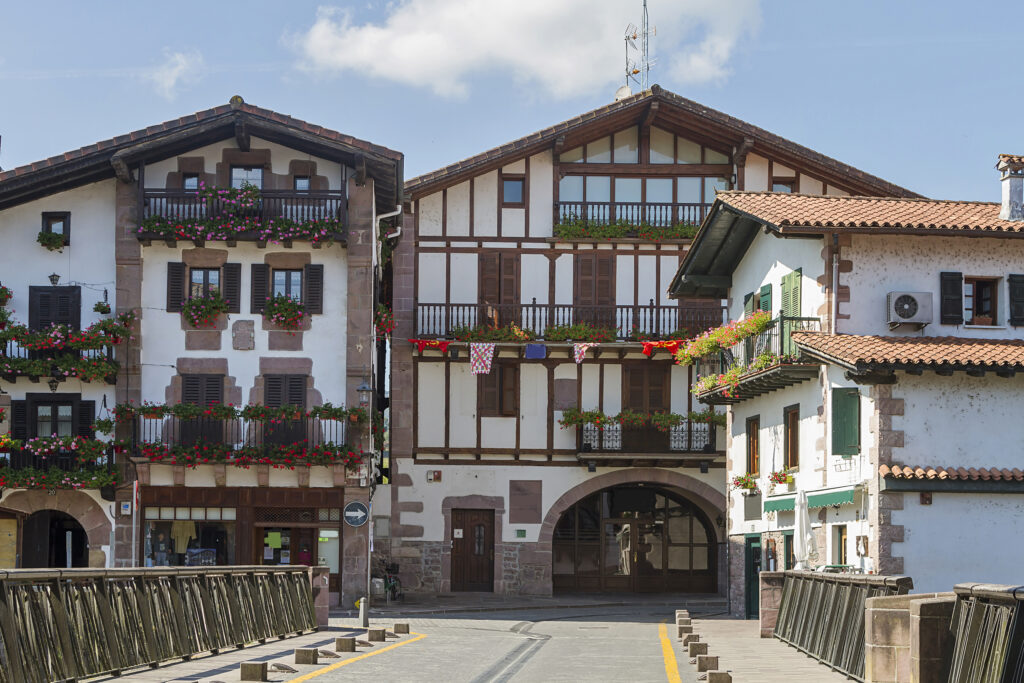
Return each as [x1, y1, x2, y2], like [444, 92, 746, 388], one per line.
[769, 469, 795, 492]
[37, 230, 67, 252]
[181, 291, 229, 328]
[732, 473, 760, 495]
[0, 286, 12, 307]
[93, 301, 111, 315]
[264, 294, 306, 331]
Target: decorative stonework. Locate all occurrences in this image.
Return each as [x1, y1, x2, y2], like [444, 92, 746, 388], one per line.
[232, 320, 255, 350]
[870, 383, 906, 575]
[165, 358, 243, 406]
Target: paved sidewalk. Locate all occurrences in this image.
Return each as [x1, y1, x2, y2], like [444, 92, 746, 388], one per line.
[337, 591, 727, 617]
[680, 617, 850, 682]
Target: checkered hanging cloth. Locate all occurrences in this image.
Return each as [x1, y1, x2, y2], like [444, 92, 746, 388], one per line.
[573, 343, 597, 364]
[470, 343, 497, 374]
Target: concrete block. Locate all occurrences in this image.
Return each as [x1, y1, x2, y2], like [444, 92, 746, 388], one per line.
[335, 637, 356, 652]
[368, 628, 386, 642]
[240, 661, 268, 681]
[394, 622, 410, 634]
[688, 641, 709, 656]
[707, 672, 732, 683]
[683, 634, 700, 646]
[676, 617, 692, 625]
[675, 609, 690, 620]
[696, 654, 719, 672]
[295, 648, 319, 665]
[676, 624, 693, 637]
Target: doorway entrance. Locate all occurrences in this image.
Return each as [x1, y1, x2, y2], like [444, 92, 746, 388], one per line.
[745, 535, 762, 618]
[451, 509, 494, 592]
[256, 526, 316, 567]
[22, 510, 88, 568]
[552, 484, 717, 593]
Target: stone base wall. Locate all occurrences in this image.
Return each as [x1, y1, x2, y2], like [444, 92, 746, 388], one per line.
[728, 534, 745, 617]
[388, 539, 553, 596]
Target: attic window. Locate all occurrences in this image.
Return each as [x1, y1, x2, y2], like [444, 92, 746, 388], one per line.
[294, 176, 311, 192]
[183, 174, 199, 191]
[41, 212, 70, 246]
[501, 176, 525, 207]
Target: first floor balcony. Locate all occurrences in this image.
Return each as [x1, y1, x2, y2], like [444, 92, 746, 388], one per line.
[415, 300, 724, 341]
[555, 200, 710, 229]
[132, 415, 348, 455]
[577, 422, 719, 466]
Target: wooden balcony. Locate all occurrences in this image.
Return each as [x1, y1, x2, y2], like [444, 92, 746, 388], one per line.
[577, 422, 718, 466]
[556, 201, 710, 227]
[415, 300, 725, 341]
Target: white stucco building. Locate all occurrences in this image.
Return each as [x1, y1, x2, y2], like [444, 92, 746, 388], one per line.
[671, 156, 1024, 615]
[386, 85, 917, 596]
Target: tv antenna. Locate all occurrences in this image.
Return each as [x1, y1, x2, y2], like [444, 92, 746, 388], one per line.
[624, 0, 656, 91]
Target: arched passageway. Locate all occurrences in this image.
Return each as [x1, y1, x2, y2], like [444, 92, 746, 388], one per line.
[22, 510, 88, 568]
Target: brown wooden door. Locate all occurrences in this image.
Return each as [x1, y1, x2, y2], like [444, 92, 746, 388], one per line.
[479, 253, 520, 327]
[574, 254, 616, 327]
[451, 509, 494, 592]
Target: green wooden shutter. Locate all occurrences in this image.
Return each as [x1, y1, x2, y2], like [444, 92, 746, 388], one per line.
[781, 270, 802, 355]
[832, 388, 860, 457]
[743, 292, 755, 317]
[759, 284, 772, 314]
[1009, 274, 1024, 326]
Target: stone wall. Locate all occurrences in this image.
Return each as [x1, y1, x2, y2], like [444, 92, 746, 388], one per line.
[728, 534, 745, 617]
[864, 592, 954, 683]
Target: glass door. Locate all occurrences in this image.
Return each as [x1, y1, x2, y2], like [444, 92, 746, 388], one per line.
[601, 520, 633, 591]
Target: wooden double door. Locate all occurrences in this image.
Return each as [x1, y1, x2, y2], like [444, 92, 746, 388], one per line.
[451, 509, 494, 592]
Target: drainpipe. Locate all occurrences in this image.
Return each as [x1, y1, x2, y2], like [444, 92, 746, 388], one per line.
[376, 205, 403, 265]
[831, 234, 839, 334]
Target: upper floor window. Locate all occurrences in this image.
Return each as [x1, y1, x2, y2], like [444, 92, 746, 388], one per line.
[831, 388, 860, 457]
[273, 269, 303, 302]
[559, 126, 639, 164]
[28, 286, 80, 331]
[965, 276, 998, 325]
[41, 211, 70, 246]
[649, 127, 730, 165]
[772, 180, 796, 193]
[501, 176, 525, 207]
[36, 402, 74, 438]
[558, 175, 728, 226]
[9, 393, 93, 443]
[623, 365, 669, 413]
[293, 176, 311, 192]
[190, 268, 220, 299]
[231, 166, 263, 189]
[182, 174, 200, 191]
[783, 404, 800, 470]
[746, 416, 760, 475]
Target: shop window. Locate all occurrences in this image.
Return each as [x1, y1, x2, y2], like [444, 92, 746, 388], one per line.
[143, 507, 236, 566]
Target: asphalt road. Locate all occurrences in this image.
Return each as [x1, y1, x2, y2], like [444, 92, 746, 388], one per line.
[305, 606, 685, 682]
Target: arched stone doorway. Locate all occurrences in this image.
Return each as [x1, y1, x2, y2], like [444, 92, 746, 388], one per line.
[539, 468, 726, 594]
[22, 510, 88, 568]
[1, 490, 111, 567]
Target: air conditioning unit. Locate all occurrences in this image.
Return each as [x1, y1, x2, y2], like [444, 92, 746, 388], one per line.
[886, 291, 933, 329]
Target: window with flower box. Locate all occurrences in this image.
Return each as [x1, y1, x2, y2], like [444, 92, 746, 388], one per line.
[41, 211, 70, 246]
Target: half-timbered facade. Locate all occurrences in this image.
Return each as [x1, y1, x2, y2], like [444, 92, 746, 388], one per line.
[387, 85, 917, 596]
[0, 99, 400, 607]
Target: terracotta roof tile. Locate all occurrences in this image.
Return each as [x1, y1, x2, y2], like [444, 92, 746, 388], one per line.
[880, 465, 1024, 481]
[792, 332, 1024, 369]
[998, 154, 1024, 166]
[716, 192, 1023, 235]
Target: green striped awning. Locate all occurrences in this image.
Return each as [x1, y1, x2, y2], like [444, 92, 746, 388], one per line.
[807, 487, 857, 508]
[763, 495, 796, 512]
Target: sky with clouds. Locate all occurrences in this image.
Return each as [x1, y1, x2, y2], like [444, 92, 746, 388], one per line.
[0, 1, 1017, 200]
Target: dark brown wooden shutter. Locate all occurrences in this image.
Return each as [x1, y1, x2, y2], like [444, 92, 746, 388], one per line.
[595, 255, 615, 307]
[647, 367, 669, 412]
[265, 375, 284, 408]
[29, 287, 79, 330]
[205, 375, 223, 405]
[478, 373, 499, 415]
[77, 400, 95, 439]
[499, 254, 519, 306]
[286, 375, 306, 408]
[222, 262, 241, 314]
[182, 375, 203, 405]
[480, 253, 500, 305]
[251, 264, 269, 314]
[1009, 274, 1024, 326]
[940, 272, 963, 325]
[167, 262, 185, 312]
[500, 365, 518, 416]
[29, 288, 51, 330]
[575, 255, 596, 307]
[304, 264, 324, 314]
[10, 401, 27, 441]
[624, 366, 645, 411]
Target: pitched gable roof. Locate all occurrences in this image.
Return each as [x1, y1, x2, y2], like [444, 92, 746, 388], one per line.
[405, 84, 920, 200]
[0, 97, 404, 212]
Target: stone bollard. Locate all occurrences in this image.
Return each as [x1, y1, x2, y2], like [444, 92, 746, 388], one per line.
[677, 624, 693, 638]
[677, 617, 692, 626]
[707, 672, 732, 683]
[675, 609, 690, 621]
[240, 661, 268, 681]
[295, 648, 319, 665]
[368, 628, 386, 642]
[335, 637, 356, 652]
[688, 641, 708, 657]
[682, 634, 700, 646]
[394, 622, 410, 634]
[696, 655, 719, 672]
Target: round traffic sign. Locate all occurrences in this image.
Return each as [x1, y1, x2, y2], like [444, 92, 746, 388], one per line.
[344, 501, 369, 527]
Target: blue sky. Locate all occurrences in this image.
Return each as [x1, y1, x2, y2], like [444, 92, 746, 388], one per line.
[0, 1, 1015, 200]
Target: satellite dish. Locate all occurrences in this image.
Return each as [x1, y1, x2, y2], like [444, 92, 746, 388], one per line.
[614, 85, 633, 102]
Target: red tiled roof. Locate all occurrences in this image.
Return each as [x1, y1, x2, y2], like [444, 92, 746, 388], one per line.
[405, 85, 919, 199]
[715, 192, 1022, 235]
[0, 99, 400, 184]
[998, 154, 1024, 166]
[791, 332, 1024, 369]
[880, 464, 1024, 481]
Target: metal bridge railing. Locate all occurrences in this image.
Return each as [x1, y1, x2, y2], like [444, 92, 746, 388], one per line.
[0, 565, 317, 683]
[773, 570, 913, 681]
[948, 583, 1024, 683]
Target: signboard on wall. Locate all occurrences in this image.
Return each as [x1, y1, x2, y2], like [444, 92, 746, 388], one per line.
[344, 501, 369, 527]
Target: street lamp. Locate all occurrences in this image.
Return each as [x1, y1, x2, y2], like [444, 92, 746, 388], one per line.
[356, 378, 373, 407]
[47, 377, 60, 393]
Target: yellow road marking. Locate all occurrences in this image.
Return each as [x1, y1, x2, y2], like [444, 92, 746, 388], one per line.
[286, 631, 427, 682]
[658, 621, 682, 683]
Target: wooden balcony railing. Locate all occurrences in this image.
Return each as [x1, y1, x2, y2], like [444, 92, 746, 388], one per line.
[415, 300, 725, 340]
[142, 189, 347, 225]
[556, 201, 710, 227]
[579, 423, 715, 453]
[132, 415, 347, 450]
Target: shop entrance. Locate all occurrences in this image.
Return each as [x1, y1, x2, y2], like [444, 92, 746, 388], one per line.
[22, 510, 87, 568]
[552, 484, 717, 593]
[256, 526, 317, 567]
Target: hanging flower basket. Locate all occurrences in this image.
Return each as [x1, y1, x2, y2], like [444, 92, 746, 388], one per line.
[0, 286, 12, 307]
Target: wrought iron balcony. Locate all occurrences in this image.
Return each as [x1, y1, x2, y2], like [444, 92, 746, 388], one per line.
[556, 201, 710, 228]
[579, 422, 716, 454]
[2, 339, 112, 362]
[415, 300, 724, 341]
[4, 449, 114, 473]
[132, 415, 348, 451]
[695, 314, 823, 405]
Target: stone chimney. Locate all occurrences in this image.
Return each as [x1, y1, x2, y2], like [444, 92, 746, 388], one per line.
[998, 154, 1024, 220]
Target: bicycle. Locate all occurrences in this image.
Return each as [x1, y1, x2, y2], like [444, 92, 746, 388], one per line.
[376, 559, 403, 602]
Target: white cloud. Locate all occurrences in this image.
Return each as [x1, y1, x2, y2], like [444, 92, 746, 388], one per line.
[290, 0, 760, 99]
[146, 49, 204, 100]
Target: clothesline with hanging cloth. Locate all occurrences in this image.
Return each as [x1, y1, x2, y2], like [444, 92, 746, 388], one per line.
[470, 343, 497, 374]
[641, 340, 682, 357]
[408, 339, 452, 353]
[573, 343, 598, 363]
